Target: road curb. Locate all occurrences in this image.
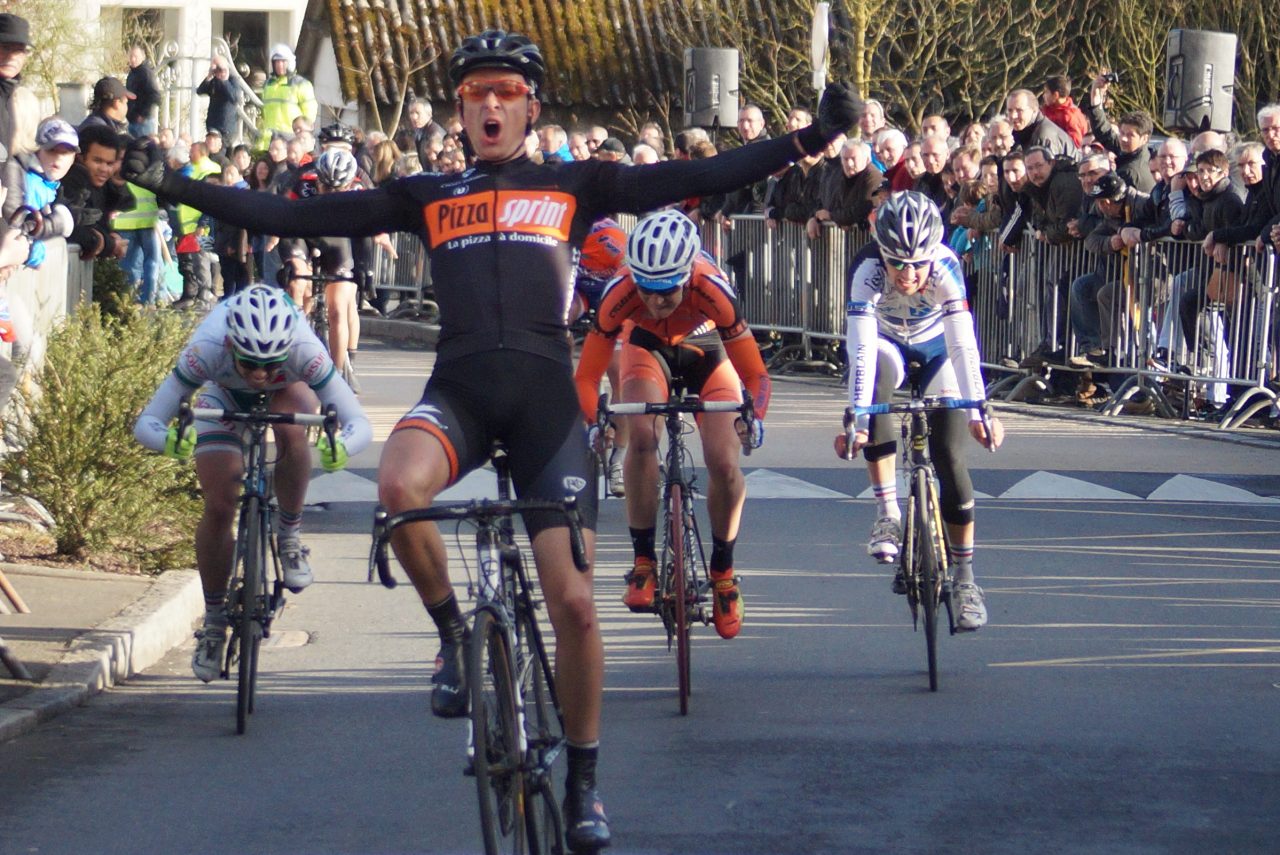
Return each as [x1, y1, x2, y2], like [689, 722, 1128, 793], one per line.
[361, 317, 438, 347]
[0, 569, 202, 744]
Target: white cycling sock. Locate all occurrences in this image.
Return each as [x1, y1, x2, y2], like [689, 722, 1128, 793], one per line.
[873, 481, 900, 521]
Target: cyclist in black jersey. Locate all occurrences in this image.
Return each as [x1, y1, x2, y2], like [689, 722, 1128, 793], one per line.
[123, 29, 864, 853]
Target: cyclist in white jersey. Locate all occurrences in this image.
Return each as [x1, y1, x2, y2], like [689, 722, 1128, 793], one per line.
[134, 285, 371, 679]
[836, 191, 1003, 630]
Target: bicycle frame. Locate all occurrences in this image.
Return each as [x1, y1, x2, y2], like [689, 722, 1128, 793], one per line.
[368, 448, 588, 855]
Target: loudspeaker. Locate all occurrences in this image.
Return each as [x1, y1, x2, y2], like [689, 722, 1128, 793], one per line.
[1164, 29, 1237, 132]
[683, 48, 739, 129]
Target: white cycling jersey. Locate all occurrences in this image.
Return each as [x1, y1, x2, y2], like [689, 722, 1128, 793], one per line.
[133, 300, 372, 455]
[844, 242, 985, 428]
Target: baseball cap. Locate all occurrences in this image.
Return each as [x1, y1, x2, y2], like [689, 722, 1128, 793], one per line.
[93, 76, 134, 103]
[35, 118, 79, 151]
[598, 137, 626, 156]
[1087, 172, 1127, 202]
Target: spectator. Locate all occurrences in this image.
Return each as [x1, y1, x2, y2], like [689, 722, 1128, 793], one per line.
[785, 107, 813, 132]
[585, 125, 609, 155]
[1005, 88, 1078, 160]
[1207, 105, 1280, 260]
[538, 123, 571, 162]
[254, 44, 317, 150]
[196, 56, 242, 141]
[1064, 150, 1113, 243]
[568, 131, 591, 161]
[677, 139, 721, 224]
[157, 126, 176, 152]
[170, 141, 221, 307]
[673, 127, 709, 159]
[919, 113, 951, 141]
[1120, 138, 1187, 248]
[211, 164, 251, 297]
[958, 122, 986, 149]
[631, 143, 660, 165]
[56, 123, 134, 260]
[858, 98, 887, 141]
[125, 44, 161, 138]
[204, 130, 230, 168]
[716, 103, 771, 227]
[765, 145, 823, 228]
[594, 137, 629, 164]
[79, 77, 132, 136]
[15, 118, 77, 270]
[809, 138, 881, 237]
[895, 141, 925, 192]
[1, 24, 35, 226]
[873, 127, 907, 182]
[372, 139, 402, 186]
[1021, 145, 1086, 364]
[1085, 72, 1154, 192]
[638, 121, 665, 157]
[405, 97, 445, 166]
[984, 117, 1016, 157]
[1040, 74, 1089, 147]
[913, 136, 950, 210]
[1069, 172, 1140, 368]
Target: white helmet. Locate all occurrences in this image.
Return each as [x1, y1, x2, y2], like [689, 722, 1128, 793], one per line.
[626, 209, 700, 292]
[226, 285, 297, 362]
[315, 148, 358, 189]
[270, 43, 296, 72]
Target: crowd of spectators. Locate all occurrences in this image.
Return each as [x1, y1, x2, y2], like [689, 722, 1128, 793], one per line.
[4, 12, 1280, 416]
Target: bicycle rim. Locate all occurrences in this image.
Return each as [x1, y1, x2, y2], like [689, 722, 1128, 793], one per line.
[671, 483, 691, 716]
[901, 493, 919, 623]
[520, 612, 564, 855]
[470, 609, 527, 854]
[915, 470, 942, 692]
[236, 499, 263, 734]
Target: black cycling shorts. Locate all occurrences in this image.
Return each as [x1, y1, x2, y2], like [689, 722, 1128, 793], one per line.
[393, 350, 598, 536]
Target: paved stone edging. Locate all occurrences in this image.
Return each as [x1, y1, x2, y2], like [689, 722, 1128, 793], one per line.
[0, 569, 202, 743]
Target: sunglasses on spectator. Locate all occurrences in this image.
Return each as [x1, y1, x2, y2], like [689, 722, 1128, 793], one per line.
[885, 258, 931, 271]
[235, 354, 288, 371]
[455, 80, 533, 103]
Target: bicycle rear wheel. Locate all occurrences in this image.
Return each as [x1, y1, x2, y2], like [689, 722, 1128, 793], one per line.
[470, 607, 528, 855]
[914, 469, 944, 692]
[670, 482, 692, 716]
[235, 498, 265, 734]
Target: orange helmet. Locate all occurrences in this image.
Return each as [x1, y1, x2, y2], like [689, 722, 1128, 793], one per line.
[578, 219, 626, 281]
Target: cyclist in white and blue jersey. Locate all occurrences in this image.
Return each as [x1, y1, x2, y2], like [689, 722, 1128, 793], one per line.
[836, 191, 1003, 630]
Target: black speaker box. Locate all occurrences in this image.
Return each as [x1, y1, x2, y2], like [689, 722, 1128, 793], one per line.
[682, 48, 739, 129]
[1164, 29, 1237, 132]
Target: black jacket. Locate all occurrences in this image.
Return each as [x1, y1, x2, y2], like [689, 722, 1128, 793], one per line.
[126, 62, 161, 123]
[196, 76, 242, 140]
[1025, 160, 1085, 245]
[56, 163, 135, 258]
[1084, 101, 1154, 193]
[820, 164, 882, 230]
[1184, 177, 1246, 241]
[1012, 113, 1078, 161]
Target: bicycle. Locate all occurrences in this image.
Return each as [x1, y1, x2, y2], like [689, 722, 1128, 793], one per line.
[369, 443, 590, 855]
[177, 396, 338, 734]
[844, 384, 993, 692]
[599, 388, 755, 715]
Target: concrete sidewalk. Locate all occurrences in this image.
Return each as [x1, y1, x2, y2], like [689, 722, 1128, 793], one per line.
[0, 563, 202, 743]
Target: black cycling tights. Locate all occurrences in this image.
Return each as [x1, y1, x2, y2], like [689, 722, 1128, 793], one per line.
[864, 411, 975, 528]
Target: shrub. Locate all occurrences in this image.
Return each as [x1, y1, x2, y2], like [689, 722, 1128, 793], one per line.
[1, 304, 201, 572]
[92, 256, 134, 321]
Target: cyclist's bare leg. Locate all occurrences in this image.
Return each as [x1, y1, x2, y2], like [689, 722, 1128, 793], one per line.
[285, 258, 310, 314]
[194, 448, 244, 597]
[531, 527, 602, 744]
[699, 410, 745, 540]
[376, 428, 454, 604]
[344, 285, 360, 351]
[269, 382, 319, 518]
[325, 280, 354, 371]
[620, 376, 665, 529]
[606, 354, 627, 451]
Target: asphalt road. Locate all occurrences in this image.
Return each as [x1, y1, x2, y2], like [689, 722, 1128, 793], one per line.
[1, 340, 1277, 855]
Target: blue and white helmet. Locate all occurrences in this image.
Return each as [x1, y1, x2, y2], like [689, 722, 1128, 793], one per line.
[226, 285, 296, 361]
[626, 209, 700, 292]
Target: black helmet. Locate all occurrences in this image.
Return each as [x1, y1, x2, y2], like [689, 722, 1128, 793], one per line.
[449, 29, 545, 91]
[873, 191, 944, 262]
[318, 123, 355, 147]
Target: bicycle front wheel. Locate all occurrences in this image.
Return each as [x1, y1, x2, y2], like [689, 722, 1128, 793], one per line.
[235, 498, 265, 734]
[519, 610, 564, 855]
[914, 469, 944, 692]
[470, 608, 528, 855]
[670, 483, 692, 716]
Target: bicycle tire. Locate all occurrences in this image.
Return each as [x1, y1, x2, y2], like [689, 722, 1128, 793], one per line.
[901, 493, 919, 622]
[915, 469, 943, 692]
[470, 607, 528, 855]
[671, 482, 691, 716]
[236, 497, 264, 733]
[519, 609, 564, 855]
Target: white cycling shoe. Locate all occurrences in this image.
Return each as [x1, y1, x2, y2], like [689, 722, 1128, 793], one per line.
[951, 582, 988, 631]
[278, 535, 314, 592]
[192, 618, 228, 682]
[867, 516, 902, 564]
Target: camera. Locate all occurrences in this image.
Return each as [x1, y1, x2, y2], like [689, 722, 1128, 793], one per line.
[1102, 71, 1121, 84]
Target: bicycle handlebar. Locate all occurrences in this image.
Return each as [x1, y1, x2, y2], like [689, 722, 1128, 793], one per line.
[178, 400, 340, 454]
[369, 497, 589, 589]
[599, 391, 759, 455]
[841, 398, 996, 459]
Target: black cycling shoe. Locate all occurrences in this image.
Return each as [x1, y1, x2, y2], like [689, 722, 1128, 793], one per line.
[563, 783, 611, 852]
[891, 570, 908, 596]
[430, 636, 468, 718]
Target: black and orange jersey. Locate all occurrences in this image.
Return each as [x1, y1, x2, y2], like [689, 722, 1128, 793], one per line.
[164, 131, 827, 368]
[594, 254, 746, 346]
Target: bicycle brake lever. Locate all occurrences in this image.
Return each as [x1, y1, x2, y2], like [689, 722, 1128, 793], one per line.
[370, 506, 398, 588]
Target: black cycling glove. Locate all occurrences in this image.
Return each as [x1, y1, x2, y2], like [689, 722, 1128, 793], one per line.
[796, 82, 866, 155]
[121, 138, 186, 199]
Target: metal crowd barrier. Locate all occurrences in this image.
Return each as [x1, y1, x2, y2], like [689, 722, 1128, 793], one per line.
[367, 231, 438, 321]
